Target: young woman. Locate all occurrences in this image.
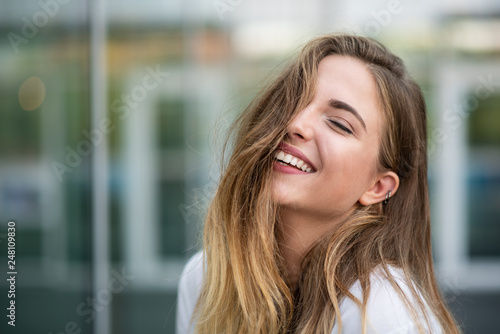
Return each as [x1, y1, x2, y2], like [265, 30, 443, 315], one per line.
[176, 34, 460, 334]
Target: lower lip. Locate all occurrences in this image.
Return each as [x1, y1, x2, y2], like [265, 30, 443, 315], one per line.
[273, 160, 310, 174]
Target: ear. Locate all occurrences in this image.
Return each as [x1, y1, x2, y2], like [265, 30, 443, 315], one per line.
[358, 171, 399, 206]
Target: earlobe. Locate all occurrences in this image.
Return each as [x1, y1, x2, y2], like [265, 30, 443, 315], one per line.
[358, 171, 399, 206]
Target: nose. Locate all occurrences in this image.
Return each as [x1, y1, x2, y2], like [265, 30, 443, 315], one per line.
[287, 107, 314, 142]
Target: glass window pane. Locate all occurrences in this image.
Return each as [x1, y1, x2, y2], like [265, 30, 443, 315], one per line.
[467, 94, 500, 257]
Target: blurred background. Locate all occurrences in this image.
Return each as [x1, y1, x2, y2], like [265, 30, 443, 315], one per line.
[0, 0, 499, 333]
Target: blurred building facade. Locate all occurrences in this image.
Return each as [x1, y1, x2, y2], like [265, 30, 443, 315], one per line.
[0, 0, 499, 333]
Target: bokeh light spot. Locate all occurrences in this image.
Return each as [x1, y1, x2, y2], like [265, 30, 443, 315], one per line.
[19, 76, 46, 111]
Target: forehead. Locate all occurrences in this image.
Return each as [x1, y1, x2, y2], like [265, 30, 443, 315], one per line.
[315, 55, 384, 134]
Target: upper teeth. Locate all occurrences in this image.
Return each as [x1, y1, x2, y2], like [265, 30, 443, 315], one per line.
[275, 150, 313, 173]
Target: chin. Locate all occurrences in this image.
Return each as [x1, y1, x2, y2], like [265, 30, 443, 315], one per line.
[272, 192, 304, 211]
[271, 181, 292, 204]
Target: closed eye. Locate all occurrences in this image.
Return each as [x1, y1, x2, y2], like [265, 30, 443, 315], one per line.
[328, 119, 353, 135]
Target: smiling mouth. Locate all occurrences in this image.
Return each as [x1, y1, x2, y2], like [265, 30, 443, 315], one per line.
[275, 150, 314, 173]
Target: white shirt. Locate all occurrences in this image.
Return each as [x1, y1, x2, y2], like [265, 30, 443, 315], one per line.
[176, 252, 442, 334]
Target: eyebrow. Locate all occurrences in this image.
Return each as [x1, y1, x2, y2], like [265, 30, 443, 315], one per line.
[328, 98, 367, 132]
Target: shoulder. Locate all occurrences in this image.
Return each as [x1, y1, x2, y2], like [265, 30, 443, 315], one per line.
[179, 251, 204, 290]
[176, 251, 204, 334]
[331, 266, 442, 334]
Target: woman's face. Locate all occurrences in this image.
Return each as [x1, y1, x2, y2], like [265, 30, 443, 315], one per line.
[272, 55, 386, 222]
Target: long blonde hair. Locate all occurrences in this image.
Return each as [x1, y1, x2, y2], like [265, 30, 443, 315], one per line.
[194, 34, 459, 334]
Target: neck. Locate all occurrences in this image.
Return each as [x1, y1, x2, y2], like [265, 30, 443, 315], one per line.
[278, 207, 352, 287]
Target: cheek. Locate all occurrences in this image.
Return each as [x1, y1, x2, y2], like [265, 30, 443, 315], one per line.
[322, 146, 378, 197]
